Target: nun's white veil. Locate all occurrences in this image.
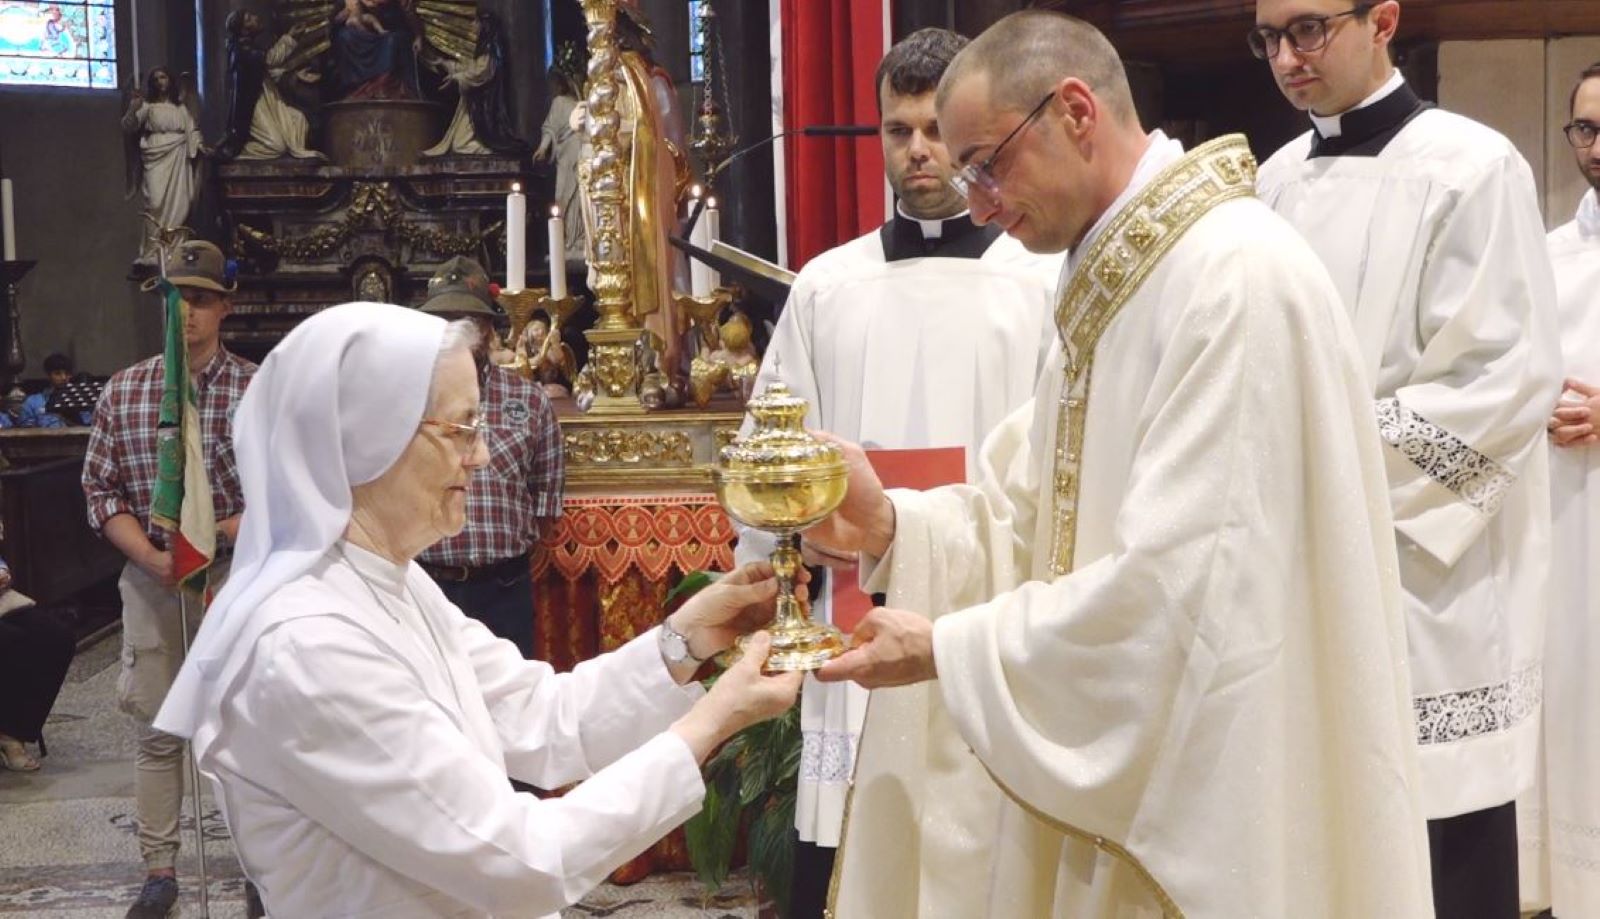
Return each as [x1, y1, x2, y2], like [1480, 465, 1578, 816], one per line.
[155, 303, 448, 755]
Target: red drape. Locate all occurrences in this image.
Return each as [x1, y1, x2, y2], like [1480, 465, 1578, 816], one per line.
[781, 0, 886, 270]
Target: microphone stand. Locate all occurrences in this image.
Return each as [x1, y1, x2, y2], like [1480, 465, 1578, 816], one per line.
[684, 126, 878, 237]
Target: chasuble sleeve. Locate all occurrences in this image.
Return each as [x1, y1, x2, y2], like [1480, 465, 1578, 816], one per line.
[463, 619, 701, 787]
[246, 622, 705, 916]
[1381, 155, 1562, 567]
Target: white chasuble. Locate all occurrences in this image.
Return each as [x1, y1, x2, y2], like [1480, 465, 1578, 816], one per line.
[1258, 90, 1562, 820]
[1517, 189, 1600, 917]
[829, 136, 1433, 919]
[740, 214, 1060, 847]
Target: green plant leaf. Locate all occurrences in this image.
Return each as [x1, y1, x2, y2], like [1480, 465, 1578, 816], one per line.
[665, 569, 721, 606]
[684, 774, 741, 892]
[750, 794, 797, 917]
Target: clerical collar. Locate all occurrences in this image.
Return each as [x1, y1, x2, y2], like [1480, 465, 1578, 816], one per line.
[880, 203, 1001, 262]
[1578, 188, 1600, 239]
[1308, 73, 1430, 158]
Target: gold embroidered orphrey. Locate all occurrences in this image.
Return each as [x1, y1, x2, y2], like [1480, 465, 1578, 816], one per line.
[1049, 134, 1257, 578]
[822, 136, 1257, 919]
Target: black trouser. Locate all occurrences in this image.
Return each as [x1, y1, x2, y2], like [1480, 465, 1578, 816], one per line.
[435, 564, 536, 660]
[0, 606, 74, 744]
[1429, 800, 1519, 919]
[791, 840, 836, 919]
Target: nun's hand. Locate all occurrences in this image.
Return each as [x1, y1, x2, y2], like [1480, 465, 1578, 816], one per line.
[670, 632, 803, 763]
[669, 562, 810, 659]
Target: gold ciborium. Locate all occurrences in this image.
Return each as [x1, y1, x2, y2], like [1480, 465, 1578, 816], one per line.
[714, 383, 849, 671]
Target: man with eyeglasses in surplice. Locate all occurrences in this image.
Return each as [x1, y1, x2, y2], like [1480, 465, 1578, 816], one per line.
[1518, 62, 1600, 919]
[1253, 3, 1561, 917]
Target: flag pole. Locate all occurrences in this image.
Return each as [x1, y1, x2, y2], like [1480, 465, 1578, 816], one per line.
[154, 238, 212, 919]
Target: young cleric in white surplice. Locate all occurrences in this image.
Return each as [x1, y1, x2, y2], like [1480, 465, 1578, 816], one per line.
[1252, 4, 1561, 914]
[732, 28, 1059, 890]
[810, 13, 1433, 919]
[1517, 64, 1600, 919]
[154, 303, 802, 918]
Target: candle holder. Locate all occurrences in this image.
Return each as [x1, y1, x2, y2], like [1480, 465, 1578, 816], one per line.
[1, 260, 33, 406]
[675, 287, 733, 353]
[713, 383, 849, 671]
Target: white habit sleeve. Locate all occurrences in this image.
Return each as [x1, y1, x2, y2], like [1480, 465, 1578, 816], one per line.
[244, 620, 706, 916]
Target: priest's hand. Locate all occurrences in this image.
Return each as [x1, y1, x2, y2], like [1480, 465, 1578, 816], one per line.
[671, 632, 803, 763]
[814, 607, 935, 688]
[671, 561, 809, 660]
[805, 432, 897, 559]
[1550, 378, 1600, 447]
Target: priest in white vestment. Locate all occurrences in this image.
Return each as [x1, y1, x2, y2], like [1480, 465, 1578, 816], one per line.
[1517, 64, 1600, 919]
[154, 303, 802, 918]
[809, 12, 1433, 918]
[733, 30, 1059, 912]
[1253, 4, 1562, 915]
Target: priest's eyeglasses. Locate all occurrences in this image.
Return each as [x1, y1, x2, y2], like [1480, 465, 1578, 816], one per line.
[420, 415, 488, 451]
[1247, 4, 1373, 60]
[1564, 121, 1600, 148]
[949, 92, 1054, 201]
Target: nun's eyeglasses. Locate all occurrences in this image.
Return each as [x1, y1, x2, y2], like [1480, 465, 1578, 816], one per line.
[420, 415, 488, 450]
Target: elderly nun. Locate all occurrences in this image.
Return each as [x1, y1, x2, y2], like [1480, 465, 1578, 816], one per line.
[155, 303, 801, 917]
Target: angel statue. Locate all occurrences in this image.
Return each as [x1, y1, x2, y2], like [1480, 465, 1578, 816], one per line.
[121, 66, 206, 267]
[518, 313, 578, 399]
[213, 9, 326, 162]
[421, 10, 528, 158]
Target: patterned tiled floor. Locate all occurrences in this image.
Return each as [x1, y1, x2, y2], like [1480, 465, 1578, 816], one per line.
[0, 634, 758, 918]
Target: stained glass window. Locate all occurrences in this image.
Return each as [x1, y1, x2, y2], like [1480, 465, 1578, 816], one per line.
[688, 0, 705, 84]
[0, 2, 117, 90]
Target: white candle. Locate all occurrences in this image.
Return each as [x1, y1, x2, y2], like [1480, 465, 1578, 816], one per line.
[705, 197, 721, 292]
[506, 182, 526, 292]
[1, 179, 15, 262]
[689, 206, 711, 298]
[685, 184, 703, 221]
[548, 205, 567, 300]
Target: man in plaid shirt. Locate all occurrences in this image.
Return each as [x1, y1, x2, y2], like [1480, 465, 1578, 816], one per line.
[81, 241, 257, 919]
[416, 257, 563, 658]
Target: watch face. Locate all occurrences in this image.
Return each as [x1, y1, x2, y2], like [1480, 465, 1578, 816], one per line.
[662, 628, 689, 663]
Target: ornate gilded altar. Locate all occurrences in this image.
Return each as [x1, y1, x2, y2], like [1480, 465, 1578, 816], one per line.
[219, 156, 520, 355]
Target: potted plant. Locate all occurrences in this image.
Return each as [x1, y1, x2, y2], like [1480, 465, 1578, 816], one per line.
[671, 571, 803, 917]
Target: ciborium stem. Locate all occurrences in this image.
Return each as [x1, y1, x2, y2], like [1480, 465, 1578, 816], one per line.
[771, 533, 806, 632]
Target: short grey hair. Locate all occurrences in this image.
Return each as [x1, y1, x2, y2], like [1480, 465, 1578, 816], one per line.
[426, 318, 482, 410]
[937, 10, 1136, 124]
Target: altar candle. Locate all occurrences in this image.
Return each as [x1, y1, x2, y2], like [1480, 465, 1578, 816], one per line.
[548, 205, 567, 300]
[1, 179, 15, 262]
[689, 216, 710, 298]
[506, 182, 527, 291]
[705, 197, 721, 292]
[685, 184, 703, 221]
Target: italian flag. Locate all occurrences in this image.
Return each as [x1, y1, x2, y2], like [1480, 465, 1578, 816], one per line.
[148, 279, 216, 591]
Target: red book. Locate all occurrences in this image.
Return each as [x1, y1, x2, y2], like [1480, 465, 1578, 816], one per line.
[829, 447, 966, 633]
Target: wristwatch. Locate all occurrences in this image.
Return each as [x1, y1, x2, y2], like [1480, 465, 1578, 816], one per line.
[659, 618, 708, 666]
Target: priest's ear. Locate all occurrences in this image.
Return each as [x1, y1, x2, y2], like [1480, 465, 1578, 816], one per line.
[1052, 77, 1100, 145]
